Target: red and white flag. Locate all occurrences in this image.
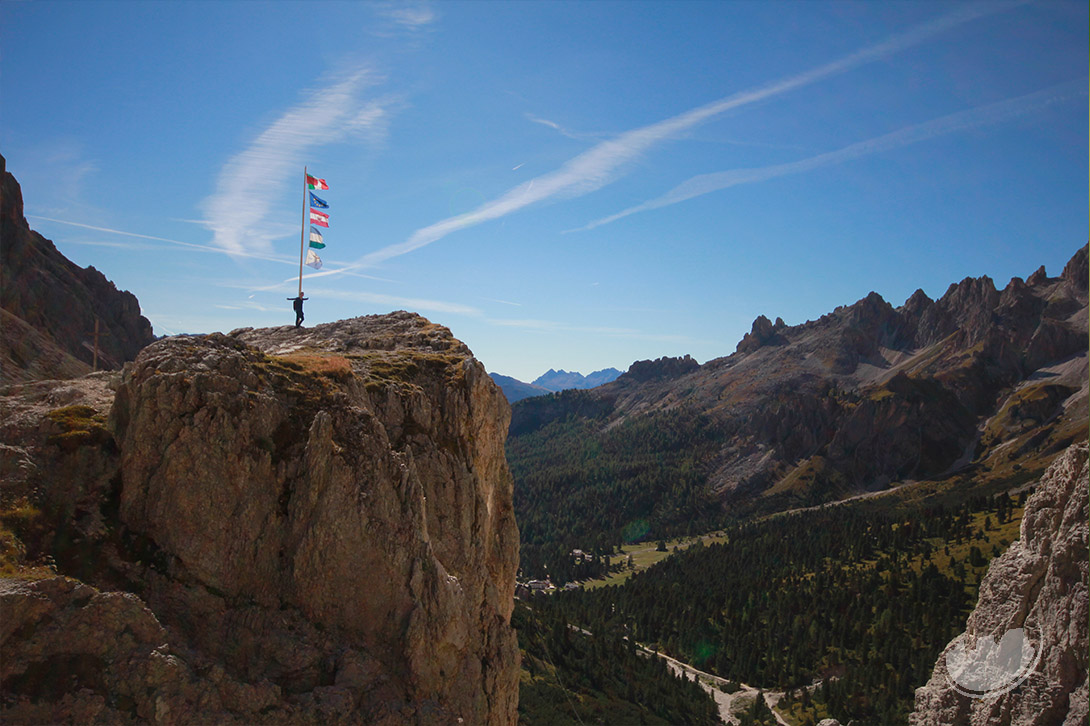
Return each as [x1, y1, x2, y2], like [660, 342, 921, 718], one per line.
[309, 208, 329, 227]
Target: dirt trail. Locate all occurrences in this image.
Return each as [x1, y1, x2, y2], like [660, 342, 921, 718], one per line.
[644, 647, 790, 726]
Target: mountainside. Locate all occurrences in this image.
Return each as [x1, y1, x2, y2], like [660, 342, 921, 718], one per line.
[531, 367, 623, 391]
[912, 442, 1087, 725]
[1, 313, 520, 725]
[510, 247, 1088, 554]
[489, 373, 551, 403]
[1, 155, 155, 384]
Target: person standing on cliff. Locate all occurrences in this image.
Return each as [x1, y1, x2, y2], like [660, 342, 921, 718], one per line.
[288, 293, 308, 327]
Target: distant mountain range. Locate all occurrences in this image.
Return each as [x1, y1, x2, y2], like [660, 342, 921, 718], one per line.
[491, 367, 623, 402]
[509, 245, 1088, 549]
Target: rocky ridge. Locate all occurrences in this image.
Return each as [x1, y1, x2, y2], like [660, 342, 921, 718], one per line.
[1, 313, 520, 724]
[513, 245, 1088, 514]
[1, 155, 155, 383]
[911, 442, 1088, 726]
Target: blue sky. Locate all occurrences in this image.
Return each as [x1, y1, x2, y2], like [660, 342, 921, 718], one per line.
[2, 0, 1086, 382]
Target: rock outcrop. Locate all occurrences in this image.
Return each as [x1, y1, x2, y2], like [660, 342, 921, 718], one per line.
[620, 354, 701, 383]
[1, 313, 520, 725]
[910, 442, 1088, 726]
[1, 155, 155, 383]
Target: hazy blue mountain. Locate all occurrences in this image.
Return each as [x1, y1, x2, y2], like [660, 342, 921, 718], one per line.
[532, 367, 623, 391]
[489, 373, 552, 403]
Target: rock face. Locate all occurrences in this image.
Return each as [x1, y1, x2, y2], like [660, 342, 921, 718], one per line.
[620, 355, 701, 383]
[1, 155, 155, 383]
[1, 313, 520, 725]
[911, 442, 1088, 726]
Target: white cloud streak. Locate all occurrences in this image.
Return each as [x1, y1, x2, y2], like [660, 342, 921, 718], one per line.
[305, 287, 482, 316]
[28, 215, 297, 264]
[484, 316, 696, 344]
[576, 79, 1088, 230]
[318, 0, 1019, 279]
[201, 68, 390, 258]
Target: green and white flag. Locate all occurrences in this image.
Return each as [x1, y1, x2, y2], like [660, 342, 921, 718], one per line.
[309, 226, 325, 249]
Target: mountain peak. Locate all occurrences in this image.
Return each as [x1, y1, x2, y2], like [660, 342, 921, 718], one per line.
[532, 367, 622, 391]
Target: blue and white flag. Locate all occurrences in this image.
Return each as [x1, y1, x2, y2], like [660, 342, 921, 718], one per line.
[309, 192, 329, 209]
[305, 249, 322, 269]
[308, 226, 325, 249]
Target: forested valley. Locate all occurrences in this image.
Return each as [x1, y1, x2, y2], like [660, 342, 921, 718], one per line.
[510, 394, 726, 580]
[532, 491, 1026, 725]
[515, 602, 720, 725]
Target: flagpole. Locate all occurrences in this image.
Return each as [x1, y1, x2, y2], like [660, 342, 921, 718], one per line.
[298, 165, 308, 297]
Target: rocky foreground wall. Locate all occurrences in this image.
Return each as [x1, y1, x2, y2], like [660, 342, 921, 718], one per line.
[911, 442, 1088, 726]
[1, 312, 520, 725]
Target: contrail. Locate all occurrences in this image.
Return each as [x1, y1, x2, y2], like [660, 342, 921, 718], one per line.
[575, 78, 1087, 231]
[28, 215, 297, 264]
[317, 0, 1023, 279]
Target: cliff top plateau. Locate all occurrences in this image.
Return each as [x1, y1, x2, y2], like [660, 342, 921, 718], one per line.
[1, 313, 521, 725]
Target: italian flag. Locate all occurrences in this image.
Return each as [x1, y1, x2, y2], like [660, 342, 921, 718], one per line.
[306, 174, 329, 190]
[309, 208, 329, 227]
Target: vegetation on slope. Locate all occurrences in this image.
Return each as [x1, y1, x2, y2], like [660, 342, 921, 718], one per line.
[546, 491, 1025, 725]
[514, 602, 720, 726]
[510, 404, 725, 578]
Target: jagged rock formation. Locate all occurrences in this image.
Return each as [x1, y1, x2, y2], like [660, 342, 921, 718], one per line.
[910, 442, 1088, 726]
[1, 155, 155, 383]
[620, 355, 701, 383]
[1, 313, 520, 725]
[735, 314, 787, 355]
[510, 245, 1088, 532]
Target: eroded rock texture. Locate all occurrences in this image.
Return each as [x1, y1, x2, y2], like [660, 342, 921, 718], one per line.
[1, 313, 520, 725]
[911, 442, 1088, 726]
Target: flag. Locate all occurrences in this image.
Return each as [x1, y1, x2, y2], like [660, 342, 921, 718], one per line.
[305, 249, 322, 269]
[309, 192, 329, 209]
[306, 174, 329, 190]
[309, 208, 329, 227]
[309, 226, 325, 249]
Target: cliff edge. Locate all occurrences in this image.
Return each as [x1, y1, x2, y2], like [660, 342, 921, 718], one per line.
[911, 442, 1088, 725]
[0, 312, 520, 724]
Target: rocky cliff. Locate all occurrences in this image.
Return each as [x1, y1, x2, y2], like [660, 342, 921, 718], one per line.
[1, 313, 520, 724]
[1, 155, 155, 383]
[910, 442, 1088, 726]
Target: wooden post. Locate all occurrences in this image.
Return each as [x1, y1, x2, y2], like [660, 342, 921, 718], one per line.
[88, 317, 108, 372]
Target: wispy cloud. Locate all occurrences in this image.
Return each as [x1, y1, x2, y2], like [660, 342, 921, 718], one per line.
[305, 287, 481, 316]
[371, 1, 438, 36]
[200, 68, 391, 258]
[485, 317, 697, 344]
[319, 1, 1018, 278]
[575, 79, 1087, 231]
[524, 113, 595, 141]
[28, 215, 297, 265]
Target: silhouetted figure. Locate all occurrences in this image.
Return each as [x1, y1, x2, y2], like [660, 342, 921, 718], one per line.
[288, 293, 308, 327]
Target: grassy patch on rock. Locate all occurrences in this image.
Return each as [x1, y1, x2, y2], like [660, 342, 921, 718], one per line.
[46, 405, 111, 451]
